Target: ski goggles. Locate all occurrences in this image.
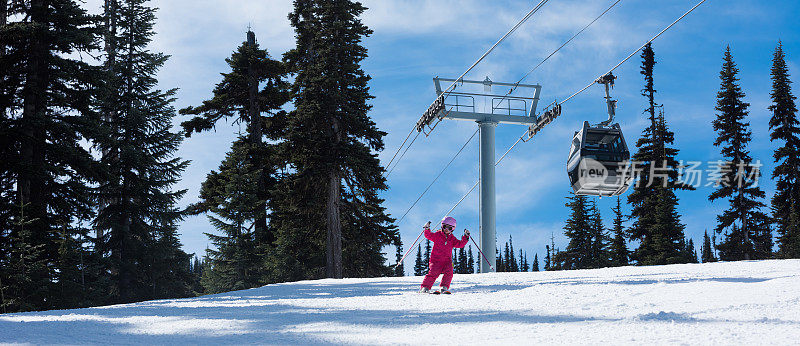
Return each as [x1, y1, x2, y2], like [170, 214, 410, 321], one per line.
[442, 224, 454, 231]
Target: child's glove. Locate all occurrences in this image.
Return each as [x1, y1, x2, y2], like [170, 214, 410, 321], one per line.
[464, 229, 470, 237]
[424, 221, 431, 230]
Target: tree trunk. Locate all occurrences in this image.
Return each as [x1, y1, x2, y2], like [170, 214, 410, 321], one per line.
[245, 30, 270, 245]
[98, 0, 118, 242]
[740, 191, 750, 260]
[119, 215, 131, 302]
[19, 0, 49, 246]
[326, 170, 342, 278]
[325, 102, 343, 278]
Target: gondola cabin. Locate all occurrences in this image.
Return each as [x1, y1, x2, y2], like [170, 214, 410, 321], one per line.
[566, 121, 632, 196]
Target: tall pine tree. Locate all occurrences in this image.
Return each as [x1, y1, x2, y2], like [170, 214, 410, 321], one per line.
[180, 29, 289, 250]
[0, 0, 100, 311]
[588, 201, 611, 268]
[457, 247, 467, 274]
[609, 197, 629, 266]
[394, 239, 404, 277]
[277, 0, 398, 279]
[768, 42, 800, 258]
[198, 141, 269, 293]
[685, 238, 698, 263]
[418, 238, 428, 264]
[93, 0, 193, 303]
[557, 194, 592, 270]
[544, 245, 551, 271]
[508, 236, 518, 272]
[519, 250, 529, 272]
[413, 244, 425, 276]
[701, 230, 717, 263]
[179, 30, 289, 289]
[627, 43, 691, 266]
[710, 47, 771, 261]
[467, 245, 475, 274]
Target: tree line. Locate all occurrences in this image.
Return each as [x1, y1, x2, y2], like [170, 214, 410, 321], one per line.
[0, 0, 397, 313]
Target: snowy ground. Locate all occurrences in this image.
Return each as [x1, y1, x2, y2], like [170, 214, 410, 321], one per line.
[2, 259, 800, 345]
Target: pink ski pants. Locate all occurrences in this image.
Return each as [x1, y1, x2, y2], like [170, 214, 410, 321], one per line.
[420, 260, 454, 289]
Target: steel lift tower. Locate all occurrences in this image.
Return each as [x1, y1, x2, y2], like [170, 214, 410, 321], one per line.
[416, 77, 543, 273]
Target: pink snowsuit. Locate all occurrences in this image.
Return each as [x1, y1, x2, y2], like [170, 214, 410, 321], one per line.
[420, 227, 469, 289]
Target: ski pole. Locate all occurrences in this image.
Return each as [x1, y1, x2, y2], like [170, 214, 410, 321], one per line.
[393, 227, 426, 268]
[469, 234, 495, 271]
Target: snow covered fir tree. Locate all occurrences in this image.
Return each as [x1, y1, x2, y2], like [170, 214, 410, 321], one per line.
[1, 1, 800, 334]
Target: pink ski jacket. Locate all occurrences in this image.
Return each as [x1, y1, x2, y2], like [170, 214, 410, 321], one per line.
[424, 228, 469, 264]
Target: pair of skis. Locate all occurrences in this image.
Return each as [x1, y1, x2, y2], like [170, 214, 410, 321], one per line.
[421, 288, 451, 295]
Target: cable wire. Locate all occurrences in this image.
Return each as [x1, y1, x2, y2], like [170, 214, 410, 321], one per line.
[560, 0, 707, 105]
[394, 129, 479, 226]
[443, 0, 550, 93]
[490, 0, 624, 115]
[383, 128, 416, 177]
[385, 130, 421, 178]
[440, 0, 708, 218]
[439, 135, 523, 219]
[390, 0, 553, 182]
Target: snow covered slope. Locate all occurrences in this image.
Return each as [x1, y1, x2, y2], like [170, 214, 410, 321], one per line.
[2, 260, 799, 345]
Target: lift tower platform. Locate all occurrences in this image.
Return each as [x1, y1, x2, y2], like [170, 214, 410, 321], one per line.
[416, 77, 542, 273]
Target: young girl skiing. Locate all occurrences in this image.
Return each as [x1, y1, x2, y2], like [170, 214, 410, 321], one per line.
[419, 216, 470, 294]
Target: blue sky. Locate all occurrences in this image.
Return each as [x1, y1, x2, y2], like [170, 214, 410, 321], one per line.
[83, 0, 799, 271]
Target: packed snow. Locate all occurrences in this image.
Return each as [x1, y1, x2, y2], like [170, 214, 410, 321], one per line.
[2, 259, 799, 345]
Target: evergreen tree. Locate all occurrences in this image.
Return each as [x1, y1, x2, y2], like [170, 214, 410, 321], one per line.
[0, 0, 15, 312]
[557, 194, 592, 270]
[452, 249, 458, 274]
[588, 201, 611, 268]
[687, 238, 698, 263]
[198, 141, 266, 293]
[532, 253, 540, 272]
[92, 0, 193, 304]
[394, 239, 404, 277]
[2, 209, 49, 312]
[627, 43, 691, 266]
[508, 236, 518, 272]
[701, 230, 717, 263]
[467, 245, 475, 274]
[277, 0, 398, 279]
[190, 256, 205, 293]
[710, 47, 771, 261]
[495, 248, 501, 272]
[180, 29, 289, 249]
[610, 197, 629, 266]
[519, 250, 528, 272]
[424, 239, 431, 265]
[753, 221, 774, 259]
[0, 0, 102, 311]
[549, 232, 562, 270]
[458, 247, 467, 274]
[551, 247, 563, 271]
[497, 245, 505, 272]
[413, 244, 425, 276]
[768, 42, 800, 258]
[544, 245, 551, 271]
